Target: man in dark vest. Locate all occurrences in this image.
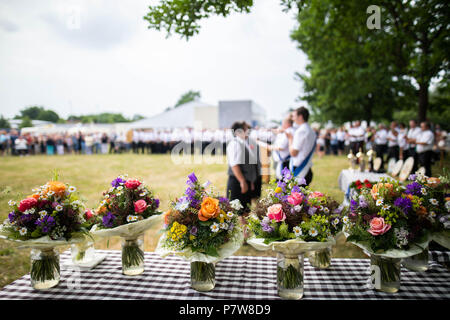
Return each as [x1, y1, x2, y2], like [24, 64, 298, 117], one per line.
[226, 121, 258, 215]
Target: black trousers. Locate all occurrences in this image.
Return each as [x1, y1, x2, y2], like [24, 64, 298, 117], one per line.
[292, 168, 313, 186]
[418, 151, 433, 177]
[387, 145, 399, 161]
[226, 175, 252, 215]
[375, 144, 387, 170]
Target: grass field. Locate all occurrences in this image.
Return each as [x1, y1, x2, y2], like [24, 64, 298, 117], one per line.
[0, 152, 447, 288]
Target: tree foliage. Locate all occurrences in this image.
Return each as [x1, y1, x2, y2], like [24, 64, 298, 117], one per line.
[67, 113, 132, 124]
[16, 106, 60, 123]
[0, 116, 11, 129]
[143, 0, 253, 39]
[174, 90, 201, 108]
[19, 116, 33, 129]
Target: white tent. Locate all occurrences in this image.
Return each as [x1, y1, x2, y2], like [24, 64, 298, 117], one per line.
[128, 100, 218, 130]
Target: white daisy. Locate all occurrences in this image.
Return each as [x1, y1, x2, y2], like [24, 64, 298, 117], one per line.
[230, 199, 243, 210]
[47, 191, 55, 196]
[430, 211, 436, 218]
[19, 227, 27, 236]
[104, 194, 110, 199]
[68, 186, 76, 193]
[116, 186, 123, 191]
[376, 199, 383, 206]
[382, 204, 391, 211]
[318, 205, 324, 211]
[139, 192, 147, 197]
[332, 218, 340, 226]
[421, 188, 427, 196]
[24, 208, 35, 215]
[39, 210, 47, 219]
[429, 198, 438, 206]
[55, 205, 63, 212]
[309, 228, 318, 237]
[342, 216, 349, 224]
[226, 211, 234, 218]
[127, 215, 138, 222]
[210, 223, 220, 233]
[8, 200, 16, 206]
[294, 205, 302, 212]
[32, 188, 40, 193]
[293, 226, 302, 237]
[323, 207, 330, 214]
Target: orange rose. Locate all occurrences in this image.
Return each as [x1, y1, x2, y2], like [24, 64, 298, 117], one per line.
[417, 206, 427, 217]
[163, 210, 172, 225]
[371, 183, 393, 200]
[45, 181, 66, 196]
[426, 177, 440, 187]
[28, 194, 40, 200]
[198, 197, 220, 221]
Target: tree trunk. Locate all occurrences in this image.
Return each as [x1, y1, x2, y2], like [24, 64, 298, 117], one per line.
[418, 81, 429, 122]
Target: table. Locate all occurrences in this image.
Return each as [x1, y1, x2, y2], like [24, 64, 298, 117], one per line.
[0, 250, 449, 300]
[338, 169, 391, 205]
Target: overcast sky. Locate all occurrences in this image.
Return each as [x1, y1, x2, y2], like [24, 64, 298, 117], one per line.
[0, 0, 308, 121]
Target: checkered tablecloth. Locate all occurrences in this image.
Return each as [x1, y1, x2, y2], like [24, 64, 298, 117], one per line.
[0, 250, 449, 300]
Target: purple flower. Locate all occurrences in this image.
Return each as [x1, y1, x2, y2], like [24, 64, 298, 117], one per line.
[291, 185, 301, 193]
[154, 198, 160, 209]
[187, 172, 198, 184]
[394, 197, 413, 214]
[408, 174, 417, 181]
[190, 226, 198, 236]
[219, 197, 229, 203]
[405, 182, 422, 196]
[277, 181, 287, 192]
[358, 196, 368, 208]
[308, 206, 317, 215]
[350, 199, 358, 212]
[185, 187, 196, 198]
[262, 224, 274, 233]
[228, 223, 234, 231]
[102, 212, 116, 228]
[8, 212, 15, 222]
[333, 205, 343, 214]
[296, 177, 307, 186]
[281, 167, 292, 181]
[35, 215, 56, 233]
[111, 177, 125, 188]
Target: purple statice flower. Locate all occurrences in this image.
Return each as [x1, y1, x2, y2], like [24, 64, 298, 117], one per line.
[394, 197, 413, 214]
[277, 181, 287, 192]
[187, 172, 198, 184]
[408, 174, 417, 181]
[190, 198, 200, 208]
[262, 224, 274, 233]
[111, 177, 125, 188]
[102, 212, 116, 228]
[281, 167, 292, 181]
[405, 182, 422, 196]
[308, 206, 317, 216]
[291, 185, 301, 193]
[190, 226, 198, 236]
[350, 199, 359, 213]
[358, 195, 368, 208]
[185, 187, 196, 198]
[8, 212, 15, 222]
[219, 197, 229, 204]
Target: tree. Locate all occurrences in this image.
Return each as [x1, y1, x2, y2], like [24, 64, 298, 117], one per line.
[19, 116, 33, 129]
[174, 90, 201, 108]
[0, 116, 11, 129]
[16, 106, 60, 123]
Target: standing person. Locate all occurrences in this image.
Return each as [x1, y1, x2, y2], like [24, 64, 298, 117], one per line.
[101, 133, 109, 154]
[416, 121, 434, 177]
[243, 121, 262, 202]
[374, 124, 388, 170]
[406, 119, 421, 172]
[269, 118, 293, 180]
[15, 135, 28, 156]
[336, 126, 346, 156]
[330, 128, 338, 156]
[316, 131, 326, 159]
[0, 130, 7, 156]
[286, 107, 316, 186]
[387, 121, 399, 161]
[226, 121, 258, 215]
[348, 120, 365, 154]
[46, 135, 55, 155]
[397, 123, 407, 160]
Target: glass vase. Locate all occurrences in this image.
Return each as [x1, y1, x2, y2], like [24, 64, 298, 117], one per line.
[369, 254, 401, 293]
[277, 253, 304, 300]
[308, 247, 332, 269]
[190, 261, 216, 292]
[121, 234, 145, 275]
[71, 240, 96, 265]
[30, 248, 60, 290]
[401, 246, 429, 272]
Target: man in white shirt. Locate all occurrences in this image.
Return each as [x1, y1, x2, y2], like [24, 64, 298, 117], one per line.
[405, 119, 421, 171]
[269, 118, 293, 179]
[416, 121, 434, 176]
[348, 120, 365, 154]
[374, 123, 388, 171]
[286, 107, 316, 185]
[397, 123, 407, 160]
[336, 126, 346, 155]
[387, 121, 399, 161]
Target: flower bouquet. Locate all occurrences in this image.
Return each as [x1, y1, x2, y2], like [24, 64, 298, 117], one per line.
[345, 176, 434, 292]
[247, 168, 345, 299]
[0, 176, 89, 289]
[155, 172, 243, 292]
[90, 175, 162, 275]
[400, 173, 449, 271]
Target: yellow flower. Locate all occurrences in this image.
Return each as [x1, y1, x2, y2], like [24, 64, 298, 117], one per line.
[189, 235, 196, 241]
[275, 187, 282, 193]
[170, 221, 187, 242]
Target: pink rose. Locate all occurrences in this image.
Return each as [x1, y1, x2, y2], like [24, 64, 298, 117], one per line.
[18, 198, 37, 212]
[134, 199, 148, 214]
[84, 209, 94, 220]
[308, 191, 324, 199]
[267, 204, 286, 222]
[125, 179, 141, 189]
[287, 192, 304, 206]
[367, 217, 391, 236]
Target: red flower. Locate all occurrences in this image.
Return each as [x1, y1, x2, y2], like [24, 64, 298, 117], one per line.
[134, 200, 148, 213]
[125, 179, 141, 189]
[84, 209, 94, 220]
[365, 183, 372, 188]
[18, 198, 37, 212]
[357, 185, 363, 190]
[355, 180, 362, 186]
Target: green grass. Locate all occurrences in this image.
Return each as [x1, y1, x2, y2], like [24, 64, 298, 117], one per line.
[0, 152, 447, 288]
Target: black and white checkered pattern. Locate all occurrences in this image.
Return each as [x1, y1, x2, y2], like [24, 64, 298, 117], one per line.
[0, 250, 449, 300]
